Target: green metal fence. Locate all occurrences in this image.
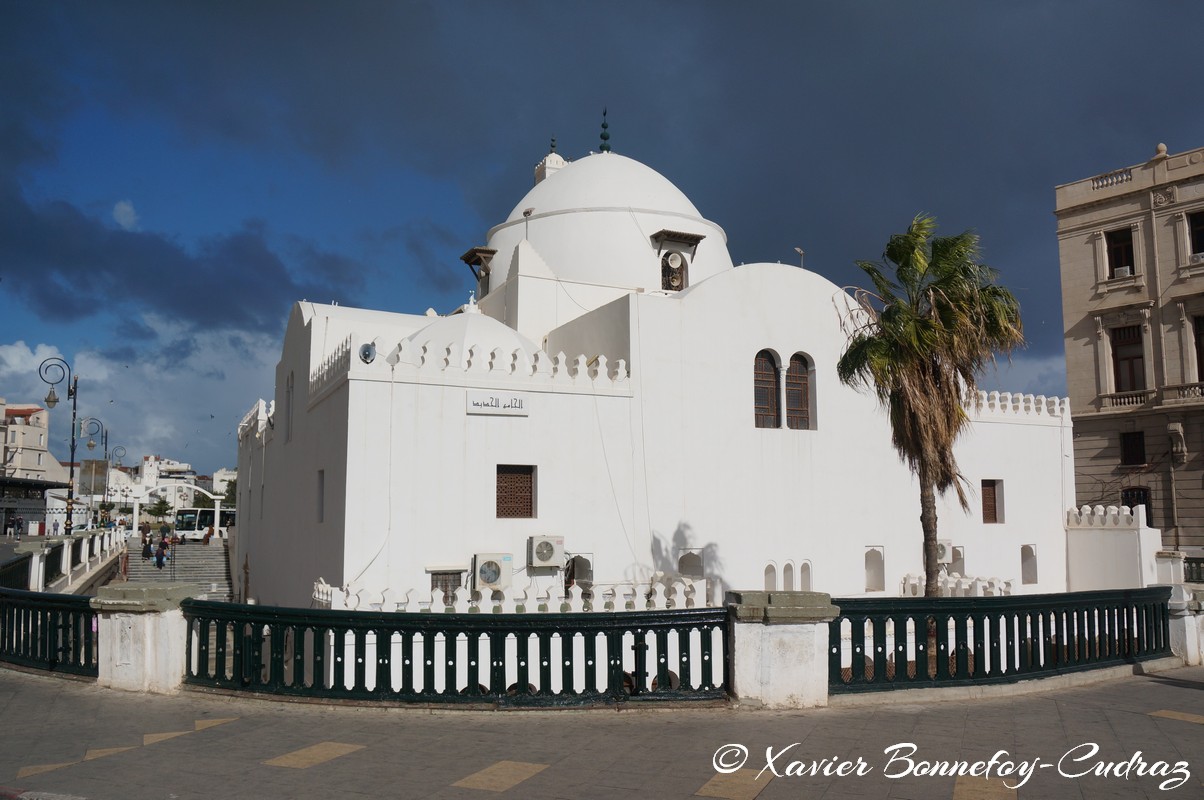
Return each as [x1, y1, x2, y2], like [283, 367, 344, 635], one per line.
[829, 587, 1172, 694]
[0, 555, 31, 591]
[182, 599, 729, 706]
[0, 588, 98, 676]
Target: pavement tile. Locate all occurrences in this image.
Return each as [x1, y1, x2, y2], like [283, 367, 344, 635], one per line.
[1, 665, 1203, 799]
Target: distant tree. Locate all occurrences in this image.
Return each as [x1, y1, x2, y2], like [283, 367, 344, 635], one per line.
[837, 215, 1024, 597]
[146, 497, 172, 520]
[195, 493, 215, 509]
[223, 478, 237, 508]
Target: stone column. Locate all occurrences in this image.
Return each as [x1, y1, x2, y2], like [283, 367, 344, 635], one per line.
[727, 590, 840, 709]
[91, 584, 194, 693]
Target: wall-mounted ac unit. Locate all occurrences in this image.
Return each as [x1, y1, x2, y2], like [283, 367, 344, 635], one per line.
[527, 535, 564, 568]
[1190, 253, 1204, 265]
[1114, 265, 1133, 278]
[936, 540, 954, 564]
[472, 553, 513, 591]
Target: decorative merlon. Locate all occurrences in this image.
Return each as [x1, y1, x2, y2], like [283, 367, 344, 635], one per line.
[970, 390, 1069, 420]
[1065, 504, 1145, 529]
[314, 576, 706, 614]
[310, 337, 630, 397]
[899, 574, 1014, 597]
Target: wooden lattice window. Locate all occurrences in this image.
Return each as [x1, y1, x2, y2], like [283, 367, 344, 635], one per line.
[785, 354, 810, 430]
[430, 571, 464, 600]
[1111, 325, 1145, 392]
[981, 480, 999, 524]
[496, 465, 535, 518]
[754, 350, 780, 428]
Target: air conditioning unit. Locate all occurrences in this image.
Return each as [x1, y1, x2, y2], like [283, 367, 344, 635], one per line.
[1113, 265, 1133, 278]
[527, 535, 564, 568]
[472, 553, 513, 592]
[1190, 253, 1204, 265]
[936, 540, 954, 565]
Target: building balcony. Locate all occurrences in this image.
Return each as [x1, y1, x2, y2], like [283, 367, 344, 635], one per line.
[1101, 389, 1156, 409]
[1162, 382, 1204, 404]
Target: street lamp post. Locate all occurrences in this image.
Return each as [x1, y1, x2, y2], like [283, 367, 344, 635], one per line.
[79, 418, 108, 525]
[39, 357, 79, 536]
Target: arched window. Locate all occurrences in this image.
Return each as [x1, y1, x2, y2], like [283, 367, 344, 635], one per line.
[798, 561, 812, 592]
[566, 555, 594, 598]
[786, 354, 811, 430]
[679, 552, 704, 580]
[865, 547, 885, 592]
[1021, 545, 1038, 585]
[763, 564, 776, 591]
[782, 562, 795, 591]
[754, 350, 780, 428]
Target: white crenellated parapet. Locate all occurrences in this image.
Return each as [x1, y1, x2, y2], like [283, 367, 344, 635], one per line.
[899, 573, 1014, 597]
[237, 398, 271, 442]
[309, 335, 352, 397]
[1066, 504, 1143, 529]
[971, 390, 1069, 421]
[330, 576, 706, 614]
[351, 336, 630, 393]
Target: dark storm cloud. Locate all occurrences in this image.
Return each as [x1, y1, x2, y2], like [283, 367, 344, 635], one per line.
[0, 186, 357, 335]
[395, 219, 466, 294]
[6, 0, 1204, 369]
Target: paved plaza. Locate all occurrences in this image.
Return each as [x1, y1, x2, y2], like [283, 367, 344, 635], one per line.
[0, 664, 1201, 799]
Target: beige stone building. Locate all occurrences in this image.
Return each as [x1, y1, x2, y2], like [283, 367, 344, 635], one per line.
[1056, 143, 1204, 553]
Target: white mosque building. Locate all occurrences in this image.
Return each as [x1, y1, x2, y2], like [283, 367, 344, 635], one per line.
[235, 143, 1084, 610]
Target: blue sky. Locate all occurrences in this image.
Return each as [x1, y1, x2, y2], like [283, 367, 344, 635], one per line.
[2, 1, 1202, 475]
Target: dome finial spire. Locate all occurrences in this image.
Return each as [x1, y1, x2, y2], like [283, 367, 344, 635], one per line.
[599, 107, 611, 153]
[550, 136, 556, 153]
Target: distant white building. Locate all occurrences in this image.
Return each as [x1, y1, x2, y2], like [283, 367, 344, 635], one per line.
[237, 147, 1080, 609]
[138, 455, 197, 510]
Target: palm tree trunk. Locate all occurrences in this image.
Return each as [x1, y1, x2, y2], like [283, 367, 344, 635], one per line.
[919, 481, 940, 597]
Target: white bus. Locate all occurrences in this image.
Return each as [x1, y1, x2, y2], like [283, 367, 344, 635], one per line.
[173, 508, 236, 541]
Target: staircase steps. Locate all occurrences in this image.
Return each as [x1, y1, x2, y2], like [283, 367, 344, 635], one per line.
[127, 538, 234, 602]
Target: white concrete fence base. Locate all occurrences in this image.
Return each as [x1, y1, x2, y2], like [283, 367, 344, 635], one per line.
[727, 590, 840, 709]
[91, 584, 193, 694]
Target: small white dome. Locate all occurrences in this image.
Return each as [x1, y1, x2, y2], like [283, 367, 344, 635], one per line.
[405, 310, 542, 370]
[484, 153, 733, 292]
[503, 152, 703, 223]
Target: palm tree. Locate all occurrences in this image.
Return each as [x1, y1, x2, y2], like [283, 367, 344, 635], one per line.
[837, 215, 1024, 597]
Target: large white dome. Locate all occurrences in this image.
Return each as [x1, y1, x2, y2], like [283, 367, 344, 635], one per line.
[484, 153, 733, 291]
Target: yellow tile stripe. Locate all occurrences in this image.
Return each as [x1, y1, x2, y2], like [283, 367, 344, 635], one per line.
[952, 775, 1017, 799]
[16, 762, 78, 779]
[195, 717, 238, 731]
[143, 731, 191, 746]
[1150, 709, 1204, 725]
[84, 746, 138, 761]
[452, 760, 549, 792]
[16, 717, 238, 779]
[695, 768, 772, 800]
[263, 742, 366, 769]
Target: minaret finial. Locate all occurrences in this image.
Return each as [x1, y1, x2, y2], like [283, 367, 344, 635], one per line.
[550, 136, 557, 153]
[599, 107, 611, 153]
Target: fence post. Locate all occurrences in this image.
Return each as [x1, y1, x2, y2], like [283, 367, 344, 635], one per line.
[1168, 584, 1202, 667]
[90, 584, 195, 693]
[726, 590, 839, 708]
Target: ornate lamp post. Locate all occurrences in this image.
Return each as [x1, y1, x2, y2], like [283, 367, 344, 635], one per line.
[39, 357, 79, 535]
[79, 418, 108, 518]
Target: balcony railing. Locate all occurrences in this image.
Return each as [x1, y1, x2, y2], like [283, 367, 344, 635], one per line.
[1101, 389, 1155, 408]
[1162, 383, 1204, 402]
